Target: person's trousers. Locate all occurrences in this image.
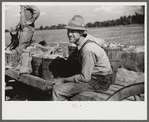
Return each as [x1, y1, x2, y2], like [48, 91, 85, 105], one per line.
[13, 26, 35, 64]
[17, 26, 35, 55]
[52, 74, 113, 101]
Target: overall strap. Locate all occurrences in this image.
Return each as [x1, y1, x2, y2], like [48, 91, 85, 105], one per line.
[79, 39, 99, 51]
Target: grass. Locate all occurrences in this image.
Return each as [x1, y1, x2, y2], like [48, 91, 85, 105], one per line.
[5, 24, 144, 46]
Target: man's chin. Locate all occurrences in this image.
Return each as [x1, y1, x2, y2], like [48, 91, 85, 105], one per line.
[69, 40, 75, 43]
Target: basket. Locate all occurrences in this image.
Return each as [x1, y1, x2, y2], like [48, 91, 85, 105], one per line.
[42, 58, 54, 80]
[103, 47, 123, 84]
[5, 51, 19, 68]
[5, 51, 13, 67]
[31, 56, 42, 77]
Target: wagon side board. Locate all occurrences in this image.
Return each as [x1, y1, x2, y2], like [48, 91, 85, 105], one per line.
[5, 68, 53, 91]
[5, 69, 144, 101]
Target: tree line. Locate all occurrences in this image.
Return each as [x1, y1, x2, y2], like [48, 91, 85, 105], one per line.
[36, 24, 67, 30]
[36, 12, 144, 30]
[85, 12, 144, 28]
[5, 12, 144, 32]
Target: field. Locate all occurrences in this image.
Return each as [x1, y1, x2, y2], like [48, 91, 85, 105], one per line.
[5, 24, 145, 47]
[5, 24, 145, 72]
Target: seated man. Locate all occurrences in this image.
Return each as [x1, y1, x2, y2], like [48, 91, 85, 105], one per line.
[52, 15, 113, 101]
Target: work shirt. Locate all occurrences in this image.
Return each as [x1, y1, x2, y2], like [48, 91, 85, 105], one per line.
[65, 35, 113, 83]
[20, 5, 40, 27]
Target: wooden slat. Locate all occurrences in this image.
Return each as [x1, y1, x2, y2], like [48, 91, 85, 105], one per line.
[5, 69, 53, 91]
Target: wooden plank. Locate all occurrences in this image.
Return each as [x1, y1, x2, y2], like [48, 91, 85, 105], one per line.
[5, 69, 53, 91]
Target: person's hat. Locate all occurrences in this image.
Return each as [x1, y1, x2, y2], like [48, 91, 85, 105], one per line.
[65, 15, 86, 30]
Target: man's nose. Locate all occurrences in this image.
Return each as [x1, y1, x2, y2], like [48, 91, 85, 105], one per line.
[68, 32, 73, 36]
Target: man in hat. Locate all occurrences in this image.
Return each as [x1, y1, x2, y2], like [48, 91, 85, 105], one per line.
[52, 15, 113, 101]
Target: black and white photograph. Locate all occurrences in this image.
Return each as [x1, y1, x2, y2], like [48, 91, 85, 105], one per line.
[2, 2, 147, 120]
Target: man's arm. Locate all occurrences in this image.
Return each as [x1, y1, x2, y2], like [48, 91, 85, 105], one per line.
[24, 5, 40, 24]
[64, 50, 96, 83]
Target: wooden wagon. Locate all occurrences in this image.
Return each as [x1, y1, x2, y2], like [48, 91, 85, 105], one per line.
[5, 46, 144, 101]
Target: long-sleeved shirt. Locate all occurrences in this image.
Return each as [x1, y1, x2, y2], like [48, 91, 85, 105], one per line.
[20, 5, 40, 27]
[64, 35, 113, 83]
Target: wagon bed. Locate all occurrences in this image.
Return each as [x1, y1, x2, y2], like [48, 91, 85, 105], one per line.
[5, 68, 144, 101]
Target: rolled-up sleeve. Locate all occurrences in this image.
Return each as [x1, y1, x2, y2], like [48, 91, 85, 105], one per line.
[25, 5, 40, 23]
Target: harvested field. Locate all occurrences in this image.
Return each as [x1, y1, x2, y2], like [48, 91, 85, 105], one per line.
[5, 24, 144, 46]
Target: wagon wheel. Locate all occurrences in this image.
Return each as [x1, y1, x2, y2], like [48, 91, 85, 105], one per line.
[106, 82, 144, 101]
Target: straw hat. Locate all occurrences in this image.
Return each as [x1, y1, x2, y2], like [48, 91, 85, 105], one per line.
[65, 15, 86, 30]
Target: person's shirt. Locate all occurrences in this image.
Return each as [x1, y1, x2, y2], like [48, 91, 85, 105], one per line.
[20, 5, 40, 26]
[64, 35, 113, 83]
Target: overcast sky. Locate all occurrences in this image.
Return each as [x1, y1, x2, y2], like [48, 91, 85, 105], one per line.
[4, 2, 145, 30]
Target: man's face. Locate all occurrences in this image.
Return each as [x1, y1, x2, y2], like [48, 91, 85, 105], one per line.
[67, 29, 82, 44]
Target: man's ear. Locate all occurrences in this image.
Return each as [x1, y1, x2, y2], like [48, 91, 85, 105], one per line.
[81, 30, 87, 37]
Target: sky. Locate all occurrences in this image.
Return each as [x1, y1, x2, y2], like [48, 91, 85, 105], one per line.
[4, 2, 145, 30]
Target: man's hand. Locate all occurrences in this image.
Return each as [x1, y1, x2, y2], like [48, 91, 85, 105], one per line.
[52, 78, 65, 86]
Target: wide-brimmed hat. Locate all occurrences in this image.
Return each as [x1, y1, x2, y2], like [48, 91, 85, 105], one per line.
[65, 15, 86, 30]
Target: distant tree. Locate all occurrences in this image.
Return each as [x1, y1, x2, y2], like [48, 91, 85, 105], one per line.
[128, 15, 132, 24]
[62, 24, 67, 28]
[93, 21, 100, 27]
[39, 25, 44, 30]
[102, 21, 108, 27]
[85, 22, 93, 28]
[50, 25, 58, 30]
[111, 20, 115, 26]
[57, 24, 63, 29]
[131, 12, 144, 24]
[44, 26, 50, 30]
[114, 19, 121, 26]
